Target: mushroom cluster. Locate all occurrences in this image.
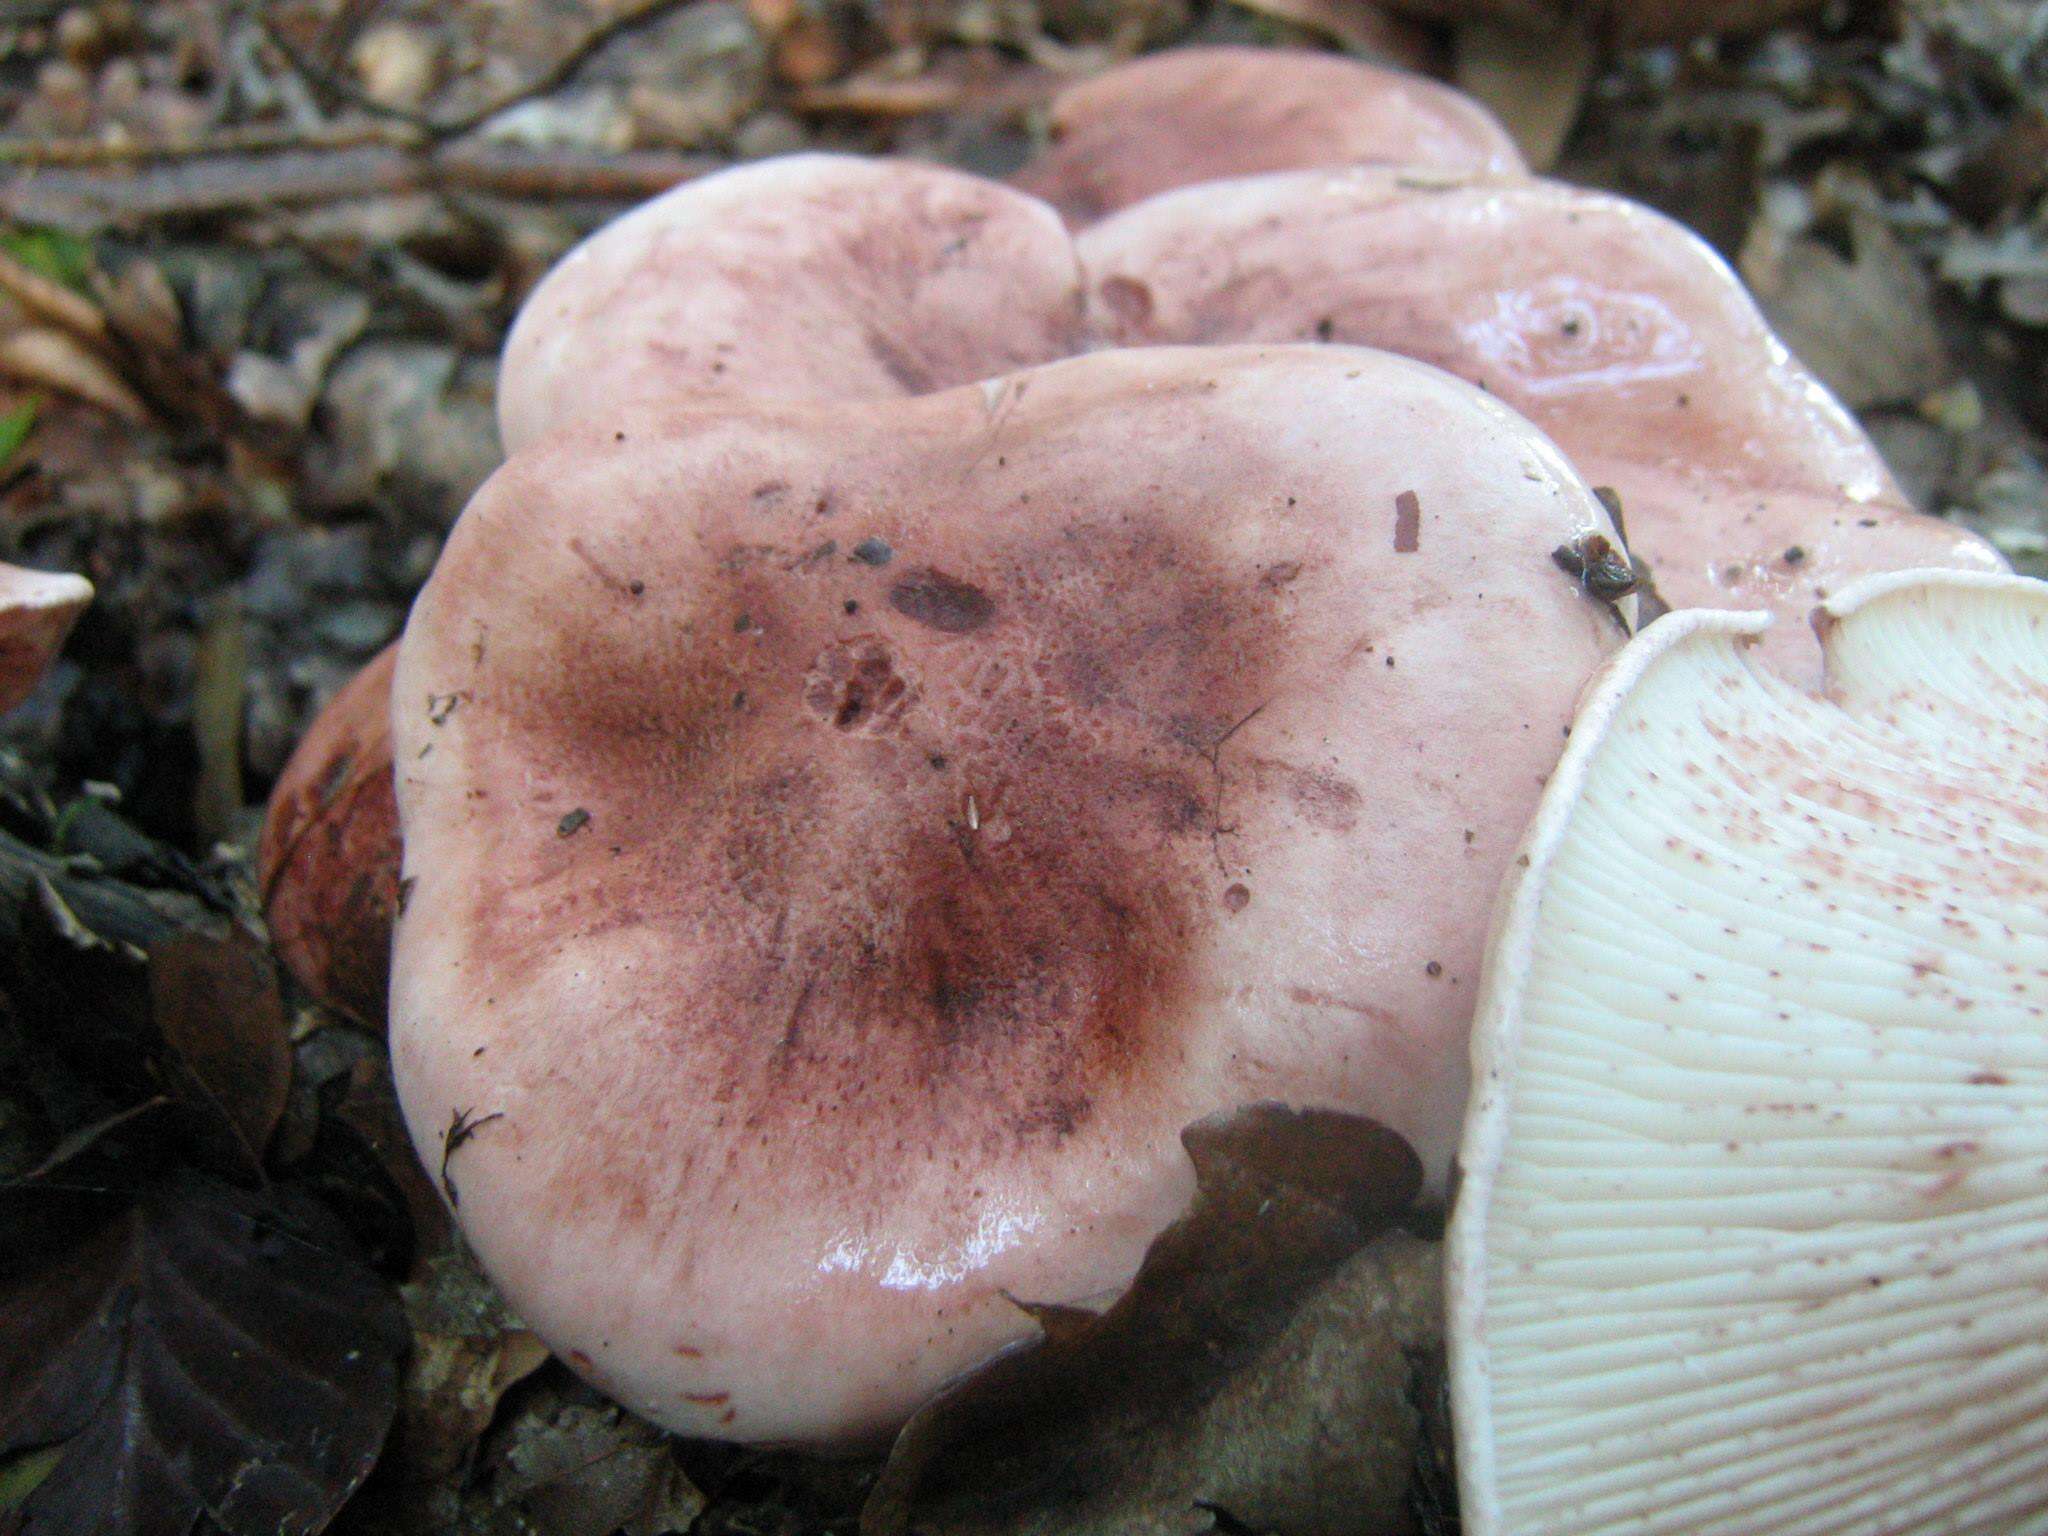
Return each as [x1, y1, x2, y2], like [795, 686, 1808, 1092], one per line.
[258, 45, 2033, 1482]
[263, 47, 1998, 1026]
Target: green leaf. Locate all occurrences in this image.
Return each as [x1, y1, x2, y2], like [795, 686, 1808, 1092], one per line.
[0, 1444, 65, 1514]
[0, 399, 38, 473]
[0, 229, 93, 294]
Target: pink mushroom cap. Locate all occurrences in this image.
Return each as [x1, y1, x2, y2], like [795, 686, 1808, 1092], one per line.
[391, 343, 1625, 1445]
[1079, 167, 2002, 681]
[1010, 46, 1525, 227]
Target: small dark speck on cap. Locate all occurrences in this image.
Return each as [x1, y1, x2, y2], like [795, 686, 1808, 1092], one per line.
[557, 808, 591, 837]
[1783, 546, 1806, 565]
[853, 538, 894, 566]
[1223, 883, 1251, 913]
[1425, 960, 1443, 977]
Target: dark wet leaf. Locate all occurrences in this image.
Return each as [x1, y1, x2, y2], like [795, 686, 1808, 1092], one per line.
[324, 1055, 450, 1272]
[5, 874, 163, 1106]
[864, 1105, 1432, 1536]
[147, 929, 291, 1175]
[191, 595, 247, 848]
[0, 824, 210, 956]
[17, 1096, 172, 1185]
[0, 1174, 406, 1536]
[48, 796, 219, 902]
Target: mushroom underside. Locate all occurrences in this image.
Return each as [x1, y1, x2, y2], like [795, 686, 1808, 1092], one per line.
[1450, 571, 2048, 1535]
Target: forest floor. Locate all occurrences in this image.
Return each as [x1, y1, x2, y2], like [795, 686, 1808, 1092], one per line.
[0, 1, 2043, 1533]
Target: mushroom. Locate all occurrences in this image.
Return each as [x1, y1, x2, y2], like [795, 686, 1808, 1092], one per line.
[271, 120, 1999, 1049]
[1447, 568, 2048, 1533]
[0, 560, 91, 716]
[498, 154, 1085, 454]
[1080, 167, 2004, 682]
[390, 343, 1628, 1445]
[281, 155, 1088, 1010]
[1010, 47, 1524, 228]
[258, 642, 400, 1023]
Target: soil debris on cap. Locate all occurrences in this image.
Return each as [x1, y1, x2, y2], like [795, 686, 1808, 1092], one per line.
[1394, 491, 1421, 553]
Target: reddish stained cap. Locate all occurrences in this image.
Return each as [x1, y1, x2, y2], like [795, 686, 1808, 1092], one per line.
[390, 344, 1625, 1446]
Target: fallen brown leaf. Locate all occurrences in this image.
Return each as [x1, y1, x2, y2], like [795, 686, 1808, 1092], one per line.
[864, 1104, 1433, 1536]
[1453, 16, 1596, 170]
[1745, 211, 1952, 411]
[0, 329, 146, 423]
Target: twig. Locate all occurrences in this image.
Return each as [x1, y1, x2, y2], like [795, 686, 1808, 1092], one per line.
[260, 0, 698, 142]
[434, 0, 697, 138]
[0, 122, 411, 167]
[314, 0, 390, 72]
[0, 144, 718, 229]
[5, 0, 698, 172]
[255, 10, 438, 134]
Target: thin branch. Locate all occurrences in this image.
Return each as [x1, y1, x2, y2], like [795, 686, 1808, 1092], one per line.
[313, 0, 391, 73]
[435, 0, 697, 138]
[0, 122, 410, 167]
[259, 0, 698, 143]
[253, 228, 499, 349]
[0, 144, 718, 229]
[255, 10, 438, 134]
[1, 0, 700, 175]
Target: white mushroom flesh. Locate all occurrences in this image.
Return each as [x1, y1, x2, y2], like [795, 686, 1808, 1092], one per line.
[1450, 570, 2048, 1535]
